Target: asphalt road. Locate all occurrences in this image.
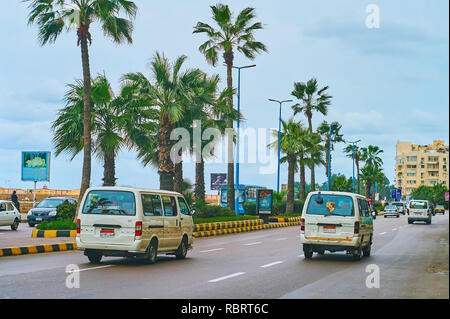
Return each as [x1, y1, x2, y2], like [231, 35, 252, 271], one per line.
[0, 213, 448, 299]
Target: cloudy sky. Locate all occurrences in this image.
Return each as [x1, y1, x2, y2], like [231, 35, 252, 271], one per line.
[0, 0, 448, 193]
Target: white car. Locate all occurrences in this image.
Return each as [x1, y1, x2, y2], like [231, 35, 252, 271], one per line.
[383, 206, 400, 218]
[0, 200, 21, 230]
[408, 200, 432, 224]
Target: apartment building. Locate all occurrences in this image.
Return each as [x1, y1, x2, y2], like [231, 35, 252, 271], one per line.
[395, 140, 449, 197]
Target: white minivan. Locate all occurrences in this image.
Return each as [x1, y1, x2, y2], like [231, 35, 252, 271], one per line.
[300, 191, 374, 261]
[408, 200, 431, 224]
[0, 200, 21, 230]
[76, 187, 195, 264]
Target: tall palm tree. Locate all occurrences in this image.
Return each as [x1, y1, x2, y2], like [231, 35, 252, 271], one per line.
[317, 121, 344, 179]
[269, 119, 303, 213]
[344, 144, 362, 194]
[360, 165, 384, 200]
[360, 145, 384, 199]
[291, 78, 332, 191]
[121, 52, 204, 191]
[26, 0, 137, 205]
[193, 3, 267, 211]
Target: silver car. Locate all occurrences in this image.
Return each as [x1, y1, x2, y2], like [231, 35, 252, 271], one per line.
[383, 205, 400, 218]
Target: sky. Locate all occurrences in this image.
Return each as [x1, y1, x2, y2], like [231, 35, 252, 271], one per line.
[0, 0, 448, 194]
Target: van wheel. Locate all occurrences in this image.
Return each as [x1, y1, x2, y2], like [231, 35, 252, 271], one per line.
[363, 243, 371, 257]
[145, 239, 158, 264]
[87, 251, 102, 264]
[303, 245, 313, 259]
[175, 237, 188, 259]
[352, 246, 362, 261]
[11, 219, 19, 231]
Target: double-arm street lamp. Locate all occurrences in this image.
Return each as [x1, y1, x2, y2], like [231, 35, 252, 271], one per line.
[233, 64, 256, 215]
[268, 98, 293, 193]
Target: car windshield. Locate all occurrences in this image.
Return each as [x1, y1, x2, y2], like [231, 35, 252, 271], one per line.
[410, 201, 427, 209]
[385, 206, 396, 210]
[36, 199, 65, 208]
[82, 190, 135, 216]
[392, 203, 403, 207]
[306, 194, 354, 216]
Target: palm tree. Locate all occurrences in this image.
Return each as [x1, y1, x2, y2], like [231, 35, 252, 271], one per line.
[52, 75, 129, 187]
[344, 144, 362, 194]
[291, 78, 332, 191]
[26, 0, 137, 205]
[360, 145, 384, 199]
[360, 165, 384, 200]
[303, 134, 326, 195]
[121, 52, 204, 191]
[317, 121, 344, 179]
[193, 3, 267, 211]
[269, 119, 303, 213]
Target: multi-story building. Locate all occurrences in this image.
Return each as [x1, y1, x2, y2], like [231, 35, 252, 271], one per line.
[395, 140, 449, 198]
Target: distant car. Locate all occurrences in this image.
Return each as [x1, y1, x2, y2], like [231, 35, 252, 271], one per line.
[435, 205, 445, 215]
[383, 205, 400, 218]
[391, 202, 406, 215]
[27, 196, 77, 227]
[0, 200, 21, 230]
[408, 200, 432, 224]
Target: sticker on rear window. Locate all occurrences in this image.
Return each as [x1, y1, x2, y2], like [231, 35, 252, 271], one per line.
[326, 202, 336, 213]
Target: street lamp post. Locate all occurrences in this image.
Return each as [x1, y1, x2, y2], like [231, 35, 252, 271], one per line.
[346, 139, 361, 193]
[234, 64, 256, 216]
[268, 98, 293, 193]
[327, 124, 332, 191]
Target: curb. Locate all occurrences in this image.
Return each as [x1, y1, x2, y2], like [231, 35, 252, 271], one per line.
[269, 217, 301, 223]
[0, 243, 77, 257]
[194, 219, 263, 232]
[194, 221, 300, 238]
[31, 229, 77, 238]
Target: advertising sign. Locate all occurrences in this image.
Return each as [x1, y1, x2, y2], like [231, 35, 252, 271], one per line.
[256, 189, 273, 215]
[446, 192, 449, 201]
[21, 151, 50, 181]
[391, 189, 396, 200]
[396, 188, 402, 201]
[210, 173, 227, 191]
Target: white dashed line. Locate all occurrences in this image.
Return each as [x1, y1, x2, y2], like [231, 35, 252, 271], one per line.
[298, 254, 304, 258]
[69, 265, 114, 273]
[244, 242, 262, 246]
[379, 232, 387, 235]
[392, 228, 397, 231]
[276, 238, 287, 241]
[199, 248, 225, 253]
[208, 272, 246, 283]
[260, 261, 284, 268]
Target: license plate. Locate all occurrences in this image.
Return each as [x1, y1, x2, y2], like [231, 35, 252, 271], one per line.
[323, 226, 336, 233]
[100, 229, 115, 238]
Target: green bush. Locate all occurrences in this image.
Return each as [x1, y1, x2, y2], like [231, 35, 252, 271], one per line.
[56, 202, 77, 220]
[193, 201, 234, 218]
[372, 202, 384, 212]
[36, 219, 77, 230]
[294, 200, 305, 213]
[243, 201, 257, 215]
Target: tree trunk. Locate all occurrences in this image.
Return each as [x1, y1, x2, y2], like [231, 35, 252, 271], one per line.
[174, 161, 183, 193]
[194, 158, 205, 202]
[102, 153, 116, 186]
[306, 112, 315, 191]
[224, 50, 235, 212]
[365, 180, 371, 198]
[299, 160, 306, 200]
[76, 34, 92, 221]
[286, 154, 295, 213]
[159, 114, 174, 191]
[356, 159, 361, 194]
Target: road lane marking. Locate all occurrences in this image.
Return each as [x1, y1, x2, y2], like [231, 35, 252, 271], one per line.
[379, 232, 387, 235]
[199, 248, 225, 253]
[69, 265, 115, 273]
[244, 242, 261, 246]
[298, 254, 304, 257]
[208, 272, 245, 283]
[276, 238, 287, 241]
[260, 261, 284, 268]
[392, 228, 397, 231]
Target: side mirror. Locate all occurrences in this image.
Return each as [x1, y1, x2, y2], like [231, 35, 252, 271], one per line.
[190, 208, 196, 216]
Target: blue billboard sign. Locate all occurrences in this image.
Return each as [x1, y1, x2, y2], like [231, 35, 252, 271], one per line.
[391, 189, 396, 200]
[21, 151, 50, 181]
[396, 188, 402, 201]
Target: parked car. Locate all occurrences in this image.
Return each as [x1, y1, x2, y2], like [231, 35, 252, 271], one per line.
[27, 196, 77, 227]
[408, 200, 432, 224]
[0, 200, 21, 230]
[435, 205, 445, 214]
[76, 186, 195, 264]
[300, 191, 373, 261]
[383, 205, 400, 218]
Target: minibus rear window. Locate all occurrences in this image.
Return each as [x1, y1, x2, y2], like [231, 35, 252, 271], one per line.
[82, 190, 136, 216]
[306, 194, 354, 216]
[409, 201, 427, 209]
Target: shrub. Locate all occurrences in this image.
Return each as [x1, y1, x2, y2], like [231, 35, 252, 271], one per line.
[242, 201, 257, 215]
[36, 219, 77, 230]
[372, 202, 384, 212]
[294, 200, 305, 213]
[56, 202, 77, 220]
[193, 201, 234, 218]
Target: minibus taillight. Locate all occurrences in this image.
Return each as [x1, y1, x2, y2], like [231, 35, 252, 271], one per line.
[300, 218, 305, 231]
[76, 219, 81, 234]
[354, 221, 360, 234]
[135, 221, 143, 237]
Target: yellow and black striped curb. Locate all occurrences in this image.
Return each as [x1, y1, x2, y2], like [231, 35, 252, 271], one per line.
[0, 243, 77, 257]
[194, 219, 263, 232]
[31, 229, 77, 238]
[194, 221, 300, 238]
[269, 217, 301, 223]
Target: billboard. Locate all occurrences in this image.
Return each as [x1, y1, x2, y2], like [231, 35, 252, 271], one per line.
[21, 151, 50, 181]
[256, 189, 273, 215]
[210, 173, 227, 191]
